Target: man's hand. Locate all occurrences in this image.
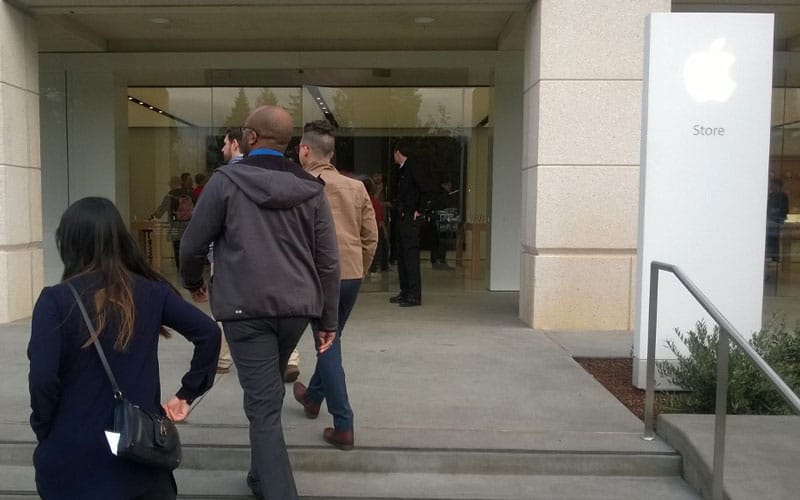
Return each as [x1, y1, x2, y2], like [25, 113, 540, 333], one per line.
[316, 330, 337, 354]
[191, 287, 208, 303]
[413, 210, 422, 221]
[162, 396, 190, 422]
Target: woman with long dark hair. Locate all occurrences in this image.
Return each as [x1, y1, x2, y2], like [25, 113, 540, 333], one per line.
[28, 197, 220, 499]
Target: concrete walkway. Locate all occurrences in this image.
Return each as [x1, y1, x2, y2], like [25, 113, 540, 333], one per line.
[1, 271, 695, 498]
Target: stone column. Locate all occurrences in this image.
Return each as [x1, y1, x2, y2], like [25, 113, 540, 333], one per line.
[0, 3, 42, 322]
[520, 0, 669, 330]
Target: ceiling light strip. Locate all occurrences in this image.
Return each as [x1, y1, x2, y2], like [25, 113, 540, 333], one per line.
[127, 95, 196, 127]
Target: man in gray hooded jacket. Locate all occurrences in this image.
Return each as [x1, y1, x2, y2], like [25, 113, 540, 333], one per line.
[180, 106, 340, 500]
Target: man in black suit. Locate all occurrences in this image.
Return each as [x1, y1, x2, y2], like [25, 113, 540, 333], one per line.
[389, 138, 431, 307]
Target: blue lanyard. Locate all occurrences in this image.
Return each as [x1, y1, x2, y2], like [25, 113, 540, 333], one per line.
[247, 148, 284, 158]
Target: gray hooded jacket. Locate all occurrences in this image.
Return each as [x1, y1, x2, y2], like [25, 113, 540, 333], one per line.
[180, 154, 340, 331]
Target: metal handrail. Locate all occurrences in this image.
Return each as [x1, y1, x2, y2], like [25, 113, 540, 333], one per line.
[643, 261, 800, 500]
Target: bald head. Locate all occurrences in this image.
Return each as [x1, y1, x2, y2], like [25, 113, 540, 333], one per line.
[242, 105, 294, 154]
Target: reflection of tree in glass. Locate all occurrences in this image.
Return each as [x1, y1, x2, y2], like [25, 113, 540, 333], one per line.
[389, 88, 423, 128]
[285, 92, 303, 126]
[331, 90, 354, 127]
[222, 88, 251, 128]
[331, 88, 423, 128]
[424, 104, 453, 130]
[254, 88, 278, 107]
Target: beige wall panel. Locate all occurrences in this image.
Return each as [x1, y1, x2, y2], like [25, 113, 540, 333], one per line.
[0, 165, 31, 246]
[535, 165, 639, 249]
[0, 248, 33, 322]
[538, 0, 670, 80]
[521, 168, 537, 249]
[29, 168, 42, 243]
[524, 85, 540, 169]
[0, 3, 28, 90]
[27, 91, 40, 168]
[0, 84, 30, 167]
[519, 251, 535, 326]
[524, 0, 542, 89]
[532, 254, 634, 330]
[537, 80, 642, 166]
[24, 14, 38, 92]
[32, 247, 44, 302]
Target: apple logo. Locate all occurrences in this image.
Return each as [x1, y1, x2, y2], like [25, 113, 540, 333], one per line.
[683, 38, 737, 103]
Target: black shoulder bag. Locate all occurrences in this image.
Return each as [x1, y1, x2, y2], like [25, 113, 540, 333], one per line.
[67, 283, 182, 470]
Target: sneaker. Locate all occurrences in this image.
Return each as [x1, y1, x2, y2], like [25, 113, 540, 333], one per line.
[284, 364, 300, 383]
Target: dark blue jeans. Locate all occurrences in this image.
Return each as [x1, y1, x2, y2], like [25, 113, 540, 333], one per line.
[306, 279, 361, 432]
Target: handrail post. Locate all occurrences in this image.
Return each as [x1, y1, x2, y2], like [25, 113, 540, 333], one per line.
[712, 328, 729, 500]
[643, 263, 659, 440]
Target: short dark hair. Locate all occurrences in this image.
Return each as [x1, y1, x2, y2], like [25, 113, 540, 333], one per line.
[302, 120, 336, 157]
[225, 127, 243, 144]
[195, 173, 207, 185]
[393, 137, 414, 157]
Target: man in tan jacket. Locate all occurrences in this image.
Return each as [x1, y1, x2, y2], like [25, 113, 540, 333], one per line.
[292, 120, 378, 450]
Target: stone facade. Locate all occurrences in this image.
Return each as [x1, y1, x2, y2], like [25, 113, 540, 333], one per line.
[520, 0, 670, 330]
[0, 2, 42, 322]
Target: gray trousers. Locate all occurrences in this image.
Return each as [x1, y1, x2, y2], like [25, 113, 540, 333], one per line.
[223, 317, 309, 500]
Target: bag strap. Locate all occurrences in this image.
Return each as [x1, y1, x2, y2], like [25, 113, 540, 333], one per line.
[66, 282, 123, 399]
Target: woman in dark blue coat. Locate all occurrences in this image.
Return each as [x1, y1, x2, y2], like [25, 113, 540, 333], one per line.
[28, 197, 221, 499]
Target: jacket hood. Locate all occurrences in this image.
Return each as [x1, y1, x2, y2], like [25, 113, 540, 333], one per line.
[217, 162, 323, 209]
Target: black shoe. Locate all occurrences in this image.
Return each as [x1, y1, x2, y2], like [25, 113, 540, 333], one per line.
[399, 299, 421, 307]
[246, 472, 263, 498]
[389, 293, 405, 304]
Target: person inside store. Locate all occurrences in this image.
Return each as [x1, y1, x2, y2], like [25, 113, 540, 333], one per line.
[766, 177, 789, 262]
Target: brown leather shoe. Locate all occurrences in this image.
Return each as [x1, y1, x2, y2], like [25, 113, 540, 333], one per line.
[293, 382, 320, 419]
[323, 427, 354, 451]
[284, 364, 300, 383]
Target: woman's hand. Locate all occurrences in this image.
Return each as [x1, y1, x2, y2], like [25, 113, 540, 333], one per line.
[162, 396, 190, 422]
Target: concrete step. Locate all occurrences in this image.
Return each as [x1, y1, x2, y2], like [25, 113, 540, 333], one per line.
[0, 441, 682, 477]
[0, 466, 702, 499]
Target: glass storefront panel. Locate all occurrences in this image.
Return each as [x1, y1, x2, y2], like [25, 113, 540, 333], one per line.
[127, 85, 492, 284]
[765, 70, 800, 323]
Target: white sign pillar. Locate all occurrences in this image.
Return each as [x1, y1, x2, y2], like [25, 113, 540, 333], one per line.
[634, 13, 774, 388]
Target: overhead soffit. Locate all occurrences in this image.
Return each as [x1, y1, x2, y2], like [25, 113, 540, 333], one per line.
[13, 1, 530, 53]
[16, 1, 800, 85]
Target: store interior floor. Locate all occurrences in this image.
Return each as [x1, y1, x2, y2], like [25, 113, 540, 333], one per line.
[159, 251, 487, 299]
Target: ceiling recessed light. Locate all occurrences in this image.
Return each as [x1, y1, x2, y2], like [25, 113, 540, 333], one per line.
[149, 17, 170, 25]
[414, 16, 435, 25]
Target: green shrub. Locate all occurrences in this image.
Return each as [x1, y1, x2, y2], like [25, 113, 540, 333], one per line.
[658, 319, 800, 415]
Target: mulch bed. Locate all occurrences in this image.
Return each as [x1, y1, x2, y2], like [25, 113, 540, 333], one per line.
[575, 357, 670, 422]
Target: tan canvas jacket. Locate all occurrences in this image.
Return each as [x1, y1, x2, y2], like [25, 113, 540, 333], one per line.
[307, 161, 378, 279]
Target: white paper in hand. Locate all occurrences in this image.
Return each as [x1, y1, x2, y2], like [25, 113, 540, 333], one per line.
[104, 431, 120, 456]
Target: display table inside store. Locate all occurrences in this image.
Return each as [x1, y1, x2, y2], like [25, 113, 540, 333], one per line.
[455, 222, 487, 279]
[131, 220, 167, 272]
